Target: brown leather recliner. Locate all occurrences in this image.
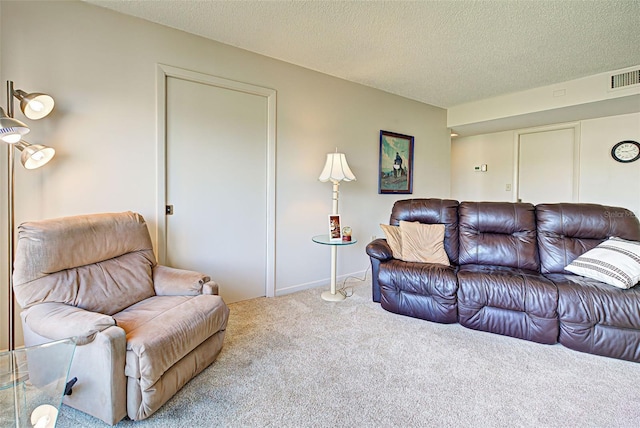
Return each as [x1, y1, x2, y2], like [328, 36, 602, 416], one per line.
[368, 198, 459, 323]
[537, 203, 640, 361]
[456, 201, 559, 344]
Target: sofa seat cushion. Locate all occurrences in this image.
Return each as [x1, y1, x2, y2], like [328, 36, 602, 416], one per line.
[457, 264, 558, 344]
[378, 259, 458, 323]
[549, 273, 640, 362]
[113, 295, 229, 389]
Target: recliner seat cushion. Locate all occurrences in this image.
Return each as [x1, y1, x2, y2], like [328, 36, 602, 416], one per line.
[379, 259, 458, 323]
[113, 294, 229, 389]
[457, 264, 558, 344]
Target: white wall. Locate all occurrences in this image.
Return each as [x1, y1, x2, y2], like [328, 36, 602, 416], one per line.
[450, 131, 514, 202]
[579, 113, 640, 215]
[451, 113, 640, 216]
[0, 1, 449, 348]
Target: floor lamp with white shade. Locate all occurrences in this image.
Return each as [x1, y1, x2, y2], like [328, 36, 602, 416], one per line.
[1, 80, 55, 351]
[318, 150, 356, 301]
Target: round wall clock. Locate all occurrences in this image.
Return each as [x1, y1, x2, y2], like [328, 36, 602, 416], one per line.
[611, 140, 640, 163]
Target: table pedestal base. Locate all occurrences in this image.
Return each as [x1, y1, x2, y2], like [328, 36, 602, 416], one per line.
[321, 290, 346, 301]
[311, 234, 357, 303]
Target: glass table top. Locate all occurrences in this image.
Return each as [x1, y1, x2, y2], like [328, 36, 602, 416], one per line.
[312, 234, 358, 246]
[1, 338, 76, 428]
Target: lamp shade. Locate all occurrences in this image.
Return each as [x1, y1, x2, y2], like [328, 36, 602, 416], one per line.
[318, 152, 356, 183]
[15, 141, 55, 169]
[0, 107, 30, 143]
[14, 89, 55, 120]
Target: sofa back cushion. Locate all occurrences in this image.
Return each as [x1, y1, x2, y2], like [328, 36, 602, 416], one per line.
[13, 211, 157, 314]
[458, 201, 539, 270]
[536, 203, 640, 274]
[390, 198, 459, 264]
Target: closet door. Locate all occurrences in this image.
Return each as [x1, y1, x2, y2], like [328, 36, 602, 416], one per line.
[165, 74, 270, 303]
[517, 126, 578, 204]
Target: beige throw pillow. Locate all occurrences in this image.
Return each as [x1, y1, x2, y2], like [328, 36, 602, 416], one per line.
[399, 221, 450, 266]
[379, 224, 403, 259]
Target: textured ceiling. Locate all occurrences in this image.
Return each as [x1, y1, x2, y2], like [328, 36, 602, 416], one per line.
[86, 0, 640, 108]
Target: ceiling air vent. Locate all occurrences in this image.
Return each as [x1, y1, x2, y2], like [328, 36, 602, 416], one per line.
[610, 69, 640, 89]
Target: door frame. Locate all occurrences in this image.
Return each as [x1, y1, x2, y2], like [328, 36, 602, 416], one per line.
[156, 63, 277, 297]
[512, 122, 581, 203]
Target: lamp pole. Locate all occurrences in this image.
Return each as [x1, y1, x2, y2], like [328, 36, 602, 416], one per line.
[1, 81, 55, 351]
[329, 181, 339, 297]
[6, 80, 16, 351]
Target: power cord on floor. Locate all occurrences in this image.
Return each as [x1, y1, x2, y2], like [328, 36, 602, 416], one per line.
[337, 265, 371, 298]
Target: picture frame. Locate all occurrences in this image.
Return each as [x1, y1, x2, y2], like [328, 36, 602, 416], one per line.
[328, 214, 342, 241]
[378, 130, 414, 194]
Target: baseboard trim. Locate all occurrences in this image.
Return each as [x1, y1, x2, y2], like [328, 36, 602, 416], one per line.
[275, 269, 369, 297]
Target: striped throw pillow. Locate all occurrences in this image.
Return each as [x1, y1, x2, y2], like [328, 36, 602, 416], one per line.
[565, 237, 640, 289]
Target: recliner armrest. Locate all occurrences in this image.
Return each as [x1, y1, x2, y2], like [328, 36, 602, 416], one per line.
[366, 238, 394, 261]
[152, 264, 219, 296]
[22, 302, 116, 345]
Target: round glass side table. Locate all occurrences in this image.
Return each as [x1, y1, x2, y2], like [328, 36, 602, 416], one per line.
[312, 234, 358, 301]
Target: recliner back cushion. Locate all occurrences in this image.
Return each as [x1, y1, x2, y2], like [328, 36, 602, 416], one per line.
[390, 198, 459, 264]
[536, 203, 640, 274]
[13, 212, 157, 313]
[458, 201, 539, 271]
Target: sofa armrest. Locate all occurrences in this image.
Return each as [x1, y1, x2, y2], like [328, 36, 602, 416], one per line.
[152, 264, 219, 296]
[22, 302, 116, 345]
[366, 238, 394, 261]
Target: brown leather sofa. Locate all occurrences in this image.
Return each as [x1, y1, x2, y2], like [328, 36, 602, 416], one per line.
[366, 199, 640, 362]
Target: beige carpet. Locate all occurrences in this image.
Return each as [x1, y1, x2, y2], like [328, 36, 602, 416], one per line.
[58, 277, 640, 427]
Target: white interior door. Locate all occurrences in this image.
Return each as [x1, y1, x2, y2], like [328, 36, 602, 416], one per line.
[517, 127, 578, 205]
[164, 72, 272, 303]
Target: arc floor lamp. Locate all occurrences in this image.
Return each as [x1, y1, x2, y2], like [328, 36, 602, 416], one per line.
[1, 80, 56, 351]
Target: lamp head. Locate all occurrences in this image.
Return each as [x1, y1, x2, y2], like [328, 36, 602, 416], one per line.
[15, 140, 56, 169]
[0, 107, 30, 143]
[14, 89, 55, 120]
[318, 152, 356, 184]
